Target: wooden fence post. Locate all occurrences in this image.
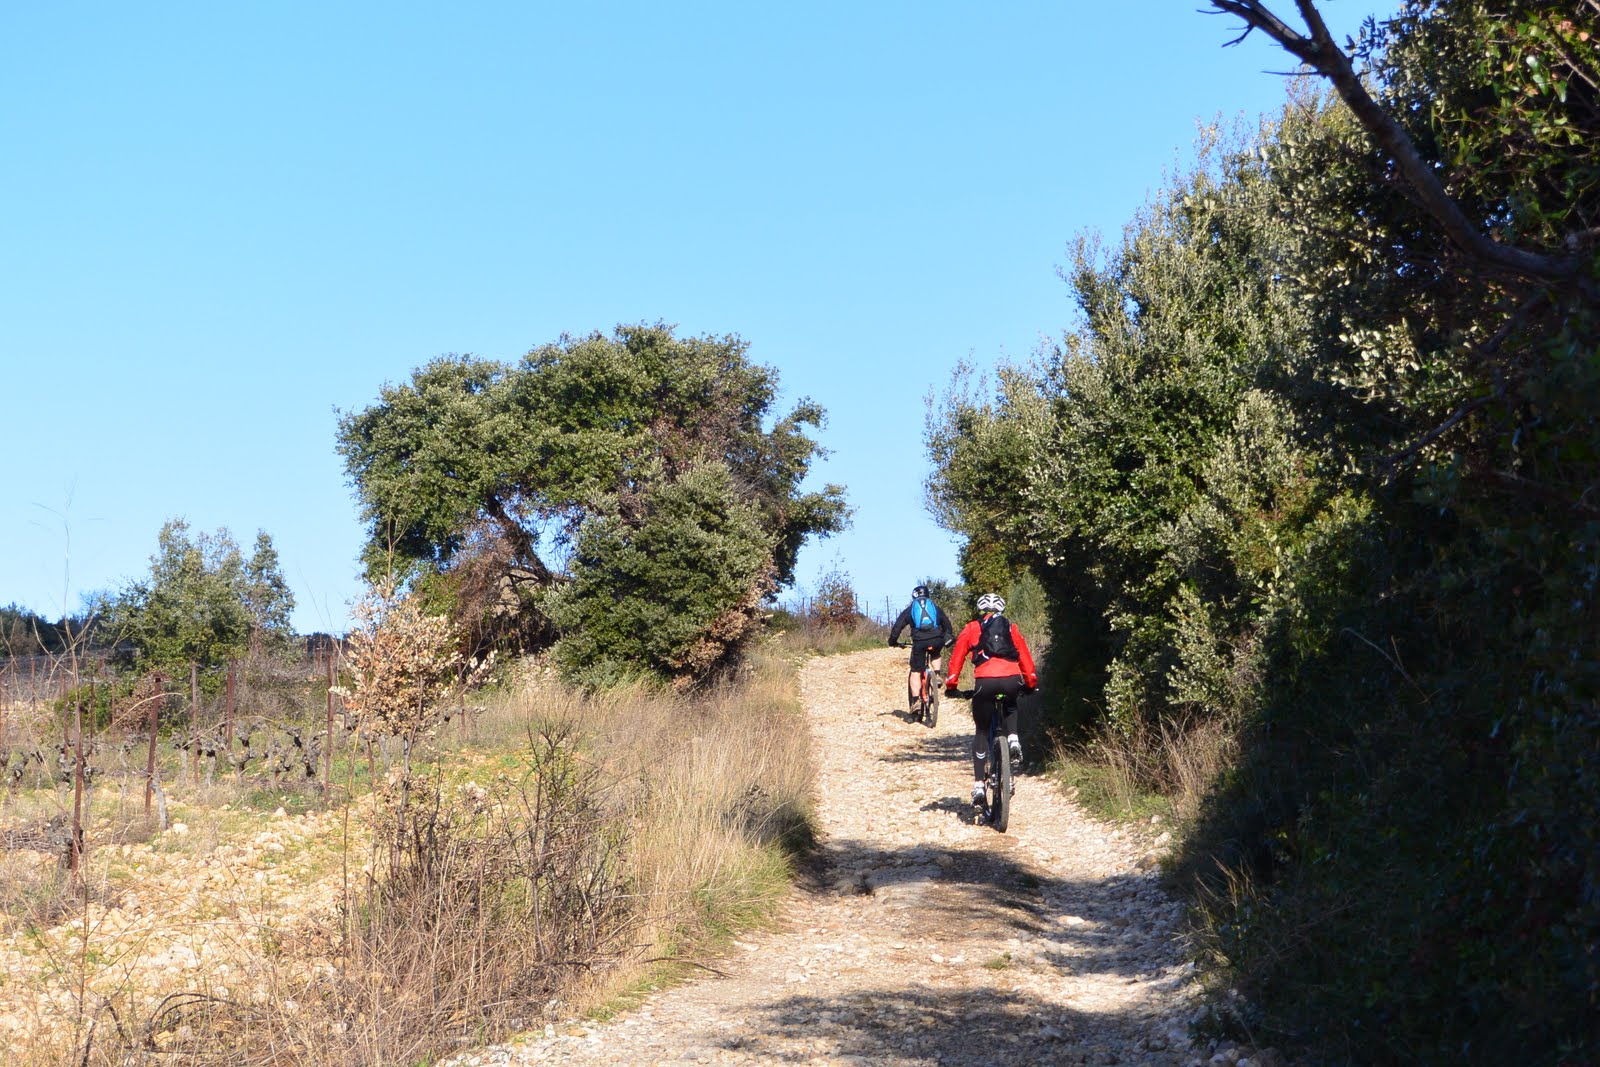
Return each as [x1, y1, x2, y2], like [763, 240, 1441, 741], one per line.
[189, 662, 200, 784]
[144, 677, 162, 825]
[324, 652, 336, 798]
[224, 662, 236, 761]
[71, 687, 85, 888]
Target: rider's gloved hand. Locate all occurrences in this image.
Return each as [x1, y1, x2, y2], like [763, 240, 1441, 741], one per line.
[887, 636, 897, 647]
[1023, 672, 1039, 693]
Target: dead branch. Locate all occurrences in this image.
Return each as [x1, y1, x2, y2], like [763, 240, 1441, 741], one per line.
[1208, 0, 1596, 292]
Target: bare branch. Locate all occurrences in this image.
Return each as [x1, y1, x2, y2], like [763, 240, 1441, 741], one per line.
[1207, 0, 1594, 291]
[1342, 628, 1431, 700]
[1569, 225, 1600, 251]
[1209, 0, 1316, 58]
[1383, 393, 1497, 470]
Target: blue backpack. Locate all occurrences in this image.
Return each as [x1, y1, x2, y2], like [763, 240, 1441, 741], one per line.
[910, 597, 936, 630]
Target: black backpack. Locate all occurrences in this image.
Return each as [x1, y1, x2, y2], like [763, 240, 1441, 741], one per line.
[974, 614, 1018, 663]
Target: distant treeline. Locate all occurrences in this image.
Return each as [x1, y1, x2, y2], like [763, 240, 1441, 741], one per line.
[0, 604, 99, 657]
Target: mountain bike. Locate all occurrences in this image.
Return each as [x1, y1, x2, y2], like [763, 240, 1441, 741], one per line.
[917, 658, 941, 727]
[947, 688, 1012, 832]
[893, 642, 942, 727]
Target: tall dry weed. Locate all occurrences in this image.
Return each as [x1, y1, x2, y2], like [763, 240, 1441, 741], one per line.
[1059, 713, 1235, 825]
[466, 647, 812, 1017]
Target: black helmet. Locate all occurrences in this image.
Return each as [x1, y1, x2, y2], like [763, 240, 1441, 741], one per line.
[912, 584, 929, 598]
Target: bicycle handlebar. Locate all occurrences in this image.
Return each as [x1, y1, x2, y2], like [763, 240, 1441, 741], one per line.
[941, 686, 1038, 699]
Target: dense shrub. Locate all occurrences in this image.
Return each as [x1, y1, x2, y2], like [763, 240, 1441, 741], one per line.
[548, 462, 773, 687]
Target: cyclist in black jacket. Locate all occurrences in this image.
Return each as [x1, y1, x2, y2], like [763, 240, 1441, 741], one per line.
[888, 584, 956, 718]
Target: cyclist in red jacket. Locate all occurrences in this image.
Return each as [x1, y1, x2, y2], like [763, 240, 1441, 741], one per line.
[944, 593, 1038, 813]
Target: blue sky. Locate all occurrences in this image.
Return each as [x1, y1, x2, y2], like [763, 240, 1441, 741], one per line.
[2, 1, 1393, 634]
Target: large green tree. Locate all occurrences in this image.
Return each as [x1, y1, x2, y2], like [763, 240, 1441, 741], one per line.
[927, 118, 1327, 734]
[337, 324, 849, 681]
[547, 461, 775, 685]
[104, 520, 296, 672]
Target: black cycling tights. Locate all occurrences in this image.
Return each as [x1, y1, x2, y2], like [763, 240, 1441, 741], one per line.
[971, 674, 1023, 781]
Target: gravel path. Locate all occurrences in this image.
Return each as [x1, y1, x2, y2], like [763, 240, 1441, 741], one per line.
[453, 647, 1207, 1067]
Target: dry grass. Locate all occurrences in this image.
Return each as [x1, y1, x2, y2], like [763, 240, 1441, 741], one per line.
[0, 644, 816, 1066]
[477, 644, 814, 1007]
[1053, 714, 1235, 826]
[770, 615, 887, 657]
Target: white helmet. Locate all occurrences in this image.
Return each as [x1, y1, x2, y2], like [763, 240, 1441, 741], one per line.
[976, 593, 1005, 614]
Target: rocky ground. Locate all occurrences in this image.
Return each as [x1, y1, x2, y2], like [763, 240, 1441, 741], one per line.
[451, 647, 1277, 1067]
[0, 799, 351, 1050]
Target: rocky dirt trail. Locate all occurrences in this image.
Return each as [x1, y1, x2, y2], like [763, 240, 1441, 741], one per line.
[455, 647, 1215, 1066]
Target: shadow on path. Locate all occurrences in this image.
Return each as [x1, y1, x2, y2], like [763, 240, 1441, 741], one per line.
[701, 983, 1183, 1065]
[807, 835, 1179, 985]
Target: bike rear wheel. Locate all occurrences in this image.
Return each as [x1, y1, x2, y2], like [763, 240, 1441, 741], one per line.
[987, 733, 1011, 833]
[926, 672, 939, 728]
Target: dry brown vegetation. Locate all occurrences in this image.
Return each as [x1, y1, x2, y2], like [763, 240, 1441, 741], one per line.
[0, 637, 814, 1066]
[1051, 715, 1236, 827]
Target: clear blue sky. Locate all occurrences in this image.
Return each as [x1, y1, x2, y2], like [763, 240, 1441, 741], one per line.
[2, 1, 1392, 634]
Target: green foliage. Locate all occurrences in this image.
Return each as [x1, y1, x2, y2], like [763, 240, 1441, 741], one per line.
[241, 532, 295, 638]
[931, 2, 1600, 1059]
[100, 520, 295, 673]
[930, 119, 1322, 739]
[51, 675, 129, 732]
[548, 462, 773, 686]
[337, 324, 850, 683]
[925, 363, 1046, 599]
[1169, 6, 1600, 1060]
[916, 576, 965, 610]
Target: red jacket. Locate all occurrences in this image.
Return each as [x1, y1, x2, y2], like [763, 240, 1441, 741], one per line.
[945, 615, 1038, 688]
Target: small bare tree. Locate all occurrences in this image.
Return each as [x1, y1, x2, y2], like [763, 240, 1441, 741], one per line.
[333, 582, 493, 861]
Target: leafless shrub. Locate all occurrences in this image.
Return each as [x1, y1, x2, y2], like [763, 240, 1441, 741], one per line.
[334, 581, 493, 764]
[809, 567, 861, 630]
